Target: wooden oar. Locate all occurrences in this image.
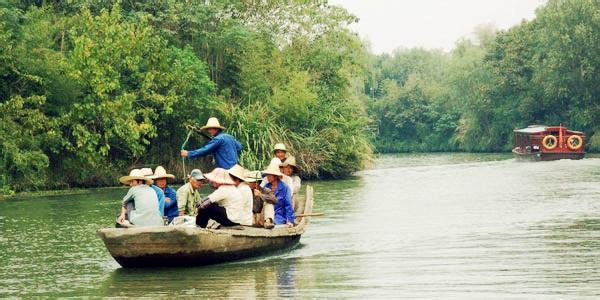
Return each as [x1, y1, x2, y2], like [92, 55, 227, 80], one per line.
[181, 128, 193, 180]
[295, 212, 324, 217]
[181, 125, 213, 180]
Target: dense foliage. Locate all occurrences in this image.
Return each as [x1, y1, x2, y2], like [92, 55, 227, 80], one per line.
[1, 0, 372, 192]
[1, 0, 598, 193]
[367, 0, 599, 153]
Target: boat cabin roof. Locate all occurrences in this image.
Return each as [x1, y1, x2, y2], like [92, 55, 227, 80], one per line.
[514, 125, 583, 135]
[514, 125, 547, 134]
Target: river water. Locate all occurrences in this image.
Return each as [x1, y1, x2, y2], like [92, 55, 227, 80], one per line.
[2, 153, 600, 298]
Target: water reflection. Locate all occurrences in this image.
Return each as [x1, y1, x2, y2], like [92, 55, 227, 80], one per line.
[99, 257, 302, 298]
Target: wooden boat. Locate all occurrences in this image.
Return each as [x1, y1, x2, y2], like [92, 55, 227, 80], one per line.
[97, 185, 314, 268]
[512, 125, 585, 161]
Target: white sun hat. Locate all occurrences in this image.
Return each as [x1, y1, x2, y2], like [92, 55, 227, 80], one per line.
[228, 164, 247, 182]
[273, 143, 287, 153]
[204, 168, 235, 185]
[119, 169, 151, 185]
[262, 162, 284, 178]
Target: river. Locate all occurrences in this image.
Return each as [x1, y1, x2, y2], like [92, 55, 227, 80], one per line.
[2, 153, 600, 298]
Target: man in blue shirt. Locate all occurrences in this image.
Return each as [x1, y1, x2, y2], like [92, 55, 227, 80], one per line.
[262, 163, 295, 226]
[180, 117, 243, 169]
[150, 166, 178, 223]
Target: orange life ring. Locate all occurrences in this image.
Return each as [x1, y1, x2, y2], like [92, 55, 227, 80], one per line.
[567, 135, 583, 150]
[542, 135, 558, 150]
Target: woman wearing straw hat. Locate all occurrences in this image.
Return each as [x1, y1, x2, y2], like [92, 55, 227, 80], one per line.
[262, 163, 295, 227]
[180, 117, 243, 169]
[118, 169, 163, 227]
[150, 166, 178, 223]
[227, 164, 254, 227]
[244, 170, 278, 229]
[280, 156, 301, 195]
[195, 168, 248, 228]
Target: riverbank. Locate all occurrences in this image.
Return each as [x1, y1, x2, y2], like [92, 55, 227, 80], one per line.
[0, 187, 124, 201]
[3, 151, 598, 200]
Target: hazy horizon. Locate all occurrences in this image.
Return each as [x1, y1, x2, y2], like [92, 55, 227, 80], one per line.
[329, 0, 547, 54]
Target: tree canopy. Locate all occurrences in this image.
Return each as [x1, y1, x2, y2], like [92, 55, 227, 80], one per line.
[1, 0, 598, 193]
[367, 0, 599, 153]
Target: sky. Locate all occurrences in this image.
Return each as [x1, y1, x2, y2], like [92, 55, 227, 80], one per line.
[328, 0, 547, 54]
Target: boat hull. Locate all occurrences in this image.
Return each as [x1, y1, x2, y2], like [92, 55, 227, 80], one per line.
[512, 149, 585, 161]
[99, 226, 303, 267]
[98, 185, 314, 268]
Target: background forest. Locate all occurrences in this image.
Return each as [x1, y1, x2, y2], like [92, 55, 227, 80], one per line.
[1, 0, 598, 192]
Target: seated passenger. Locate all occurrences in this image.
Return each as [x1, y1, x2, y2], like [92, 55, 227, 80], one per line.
[262, 163, 295, 227]
[176, 169, 205, 216]
[195, 168, 249, 228]
[118, 169, 163, 227]
[245, 171, 278, 229]
[261, 143, 294, 189]
[269, 143, 289, 166]
[280, 156, 301, 195]
[140, 167, 165, 217]
[227, 164, 254, 227]
[150, 166, 178, 223]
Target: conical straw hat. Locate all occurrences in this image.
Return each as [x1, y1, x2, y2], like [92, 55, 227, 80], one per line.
[262, 162, 284, 178]
[244, 170, 263, 183]
[150, 166, 175, 180]
[204, 168, 235, 185]
[119, 169, 151, 185]
[200, 117, 226, 131]
[227, 164, 247, 182]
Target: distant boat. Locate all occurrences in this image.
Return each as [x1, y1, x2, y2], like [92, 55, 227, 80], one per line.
[512, 125, 585, 161]
[97, 186, 314, 268]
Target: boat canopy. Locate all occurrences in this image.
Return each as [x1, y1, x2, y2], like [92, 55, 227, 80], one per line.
[514, 125, 547, 134]
[514, 125, 584, 135]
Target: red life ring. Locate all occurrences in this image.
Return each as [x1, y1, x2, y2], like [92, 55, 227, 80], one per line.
[542, 135, 558, 150]
[567, 135, 583, 150]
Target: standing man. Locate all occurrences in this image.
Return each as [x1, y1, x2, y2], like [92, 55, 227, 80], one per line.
[180, 117, 242, 169]
[151, 166, 178, 223]
[176, 169, 205, 216]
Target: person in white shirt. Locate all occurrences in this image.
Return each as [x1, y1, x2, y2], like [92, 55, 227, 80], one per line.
[280, 156, 301, 195]
[195, 168, 248, 228]
[227, 164, 253, 226]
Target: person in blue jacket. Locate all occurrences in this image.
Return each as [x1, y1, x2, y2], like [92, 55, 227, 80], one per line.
[262, 163, 295, 226]
[150, 166, 178, 223]
[180, 117, 242, 169]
